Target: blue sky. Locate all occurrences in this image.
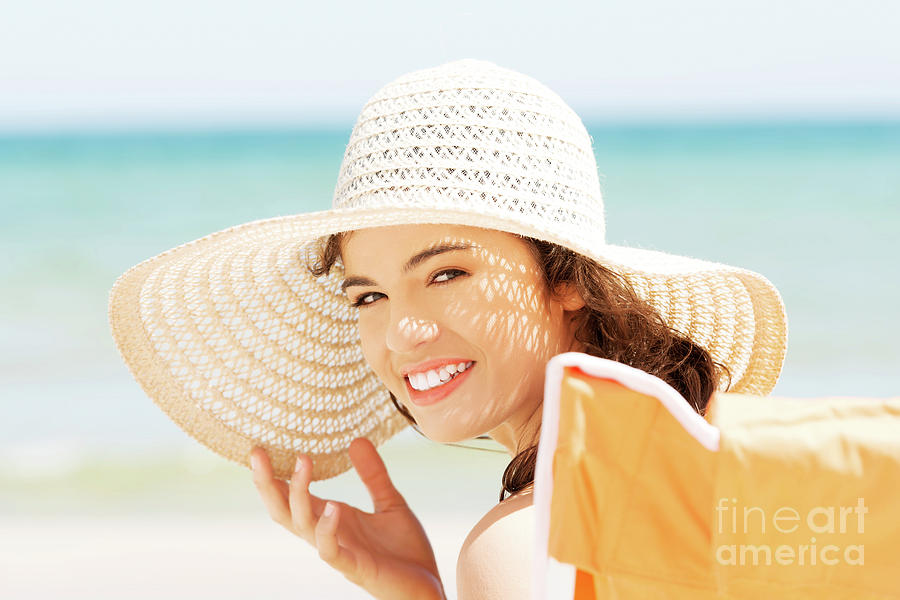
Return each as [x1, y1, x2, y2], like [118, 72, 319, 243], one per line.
[2, 0, 898, 131]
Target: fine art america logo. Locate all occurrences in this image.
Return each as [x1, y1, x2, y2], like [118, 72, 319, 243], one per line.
[715, 497, 868, 566]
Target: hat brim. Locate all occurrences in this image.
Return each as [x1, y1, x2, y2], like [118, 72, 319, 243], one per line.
[109, 205, 787, 481]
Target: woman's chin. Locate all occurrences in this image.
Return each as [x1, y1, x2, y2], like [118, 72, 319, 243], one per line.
[414, 425, 478, 445]
[417, 430, 461, 444]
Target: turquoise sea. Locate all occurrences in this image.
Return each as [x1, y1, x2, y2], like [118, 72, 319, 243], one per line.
[1, 120, 898, 513]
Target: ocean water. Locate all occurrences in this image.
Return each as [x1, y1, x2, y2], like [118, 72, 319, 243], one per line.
[1, 120, 898, 510]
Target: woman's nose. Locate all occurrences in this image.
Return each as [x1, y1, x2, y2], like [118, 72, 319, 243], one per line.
[385, 314, 440, 354]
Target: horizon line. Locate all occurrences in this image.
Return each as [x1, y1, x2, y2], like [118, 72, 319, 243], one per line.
[2, 112, 900, 139]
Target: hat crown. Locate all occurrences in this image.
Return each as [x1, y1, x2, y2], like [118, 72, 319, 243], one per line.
[332, 59, 606, 245]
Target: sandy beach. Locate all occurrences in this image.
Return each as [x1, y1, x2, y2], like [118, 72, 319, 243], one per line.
[0, 431, 509, 600]
[1, 512, 475, 599]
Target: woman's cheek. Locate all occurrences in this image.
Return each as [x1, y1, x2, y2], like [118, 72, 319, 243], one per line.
[445, 284, 486, 319]
[357, 320, 389, 379]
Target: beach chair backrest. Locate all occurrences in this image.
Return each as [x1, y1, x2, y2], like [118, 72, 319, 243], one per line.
[533, 352, 900, 599]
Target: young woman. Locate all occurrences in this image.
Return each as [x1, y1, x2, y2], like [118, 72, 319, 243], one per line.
[249, 221, 735, 599]
[109, 58, 787, 600]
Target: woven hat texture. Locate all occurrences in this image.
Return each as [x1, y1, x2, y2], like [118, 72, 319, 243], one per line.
[108, 58, 788, 481]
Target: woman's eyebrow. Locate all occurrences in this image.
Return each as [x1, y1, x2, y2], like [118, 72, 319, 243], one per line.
[340, 243, 474, 292]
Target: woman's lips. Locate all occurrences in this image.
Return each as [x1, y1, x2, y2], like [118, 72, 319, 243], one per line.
[405, 362, 475, 407]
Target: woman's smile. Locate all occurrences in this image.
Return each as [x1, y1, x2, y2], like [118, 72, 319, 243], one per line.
[405, 360, 476, 407]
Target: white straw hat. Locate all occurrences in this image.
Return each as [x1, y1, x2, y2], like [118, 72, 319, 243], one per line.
[108, 58, 788, 481]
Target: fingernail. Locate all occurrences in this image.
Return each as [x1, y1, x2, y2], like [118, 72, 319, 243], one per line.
[294, 457, 303, 474]
[250, 453, 260, 471]
[323, 502, 335, 518]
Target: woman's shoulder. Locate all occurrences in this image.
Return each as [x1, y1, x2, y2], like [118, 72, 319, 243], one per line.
[456, 488, 534, 600]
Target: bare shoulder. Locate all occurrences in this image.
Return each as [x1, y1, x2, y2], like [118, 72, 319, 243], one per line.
[456, 488, 534, 600]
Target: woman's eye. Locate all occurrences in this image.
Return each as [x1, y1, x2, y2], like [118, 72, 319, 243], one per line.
[432, 268, 466, 284]
[351, 269, 467, 309]
[351, 292, 382, 308]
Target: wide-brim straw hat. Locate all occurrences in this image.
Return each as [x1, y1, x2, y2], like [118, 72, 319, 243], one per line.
[108, 58, 788, 481]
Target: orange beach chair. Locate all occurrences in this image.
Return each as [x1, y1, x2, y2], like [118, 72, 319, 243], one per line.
[533, 352, 900, 599]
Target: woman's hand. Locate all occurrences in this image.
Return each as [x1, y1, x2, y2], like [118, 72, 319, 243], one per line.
[250, 438, 446, 600]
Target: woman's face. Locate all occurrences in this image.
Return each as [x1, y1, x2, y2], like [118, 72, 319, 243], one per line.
[340, 224, 585, 451]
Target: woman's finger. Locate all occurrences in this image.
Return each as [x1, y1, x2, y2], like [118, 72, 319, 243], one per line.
[315, 502, 360, 581]
[288, 454, 326, 540]
[249, 447, 292, 528]
[348, 437, 407, 513]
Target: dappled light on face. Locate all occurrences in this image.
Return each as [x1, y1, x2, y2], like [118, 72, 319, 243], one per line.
[341, 224, 576, 448]
[472, 246, 552, 348]
[401, 241, 562, 446]
[388, 317, 439, 352]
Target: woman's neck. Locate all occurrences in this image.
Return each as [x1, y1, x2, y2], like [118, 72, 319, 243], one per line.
[487, 397, 543, 458]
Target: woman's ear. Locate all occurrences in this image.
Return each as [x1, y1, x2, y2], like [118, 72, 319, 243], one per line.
[553, 282, 586, 312]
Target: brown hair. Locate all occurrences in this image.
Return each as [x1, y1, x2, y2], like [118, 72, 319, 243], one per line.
[307, 232, 729, 502]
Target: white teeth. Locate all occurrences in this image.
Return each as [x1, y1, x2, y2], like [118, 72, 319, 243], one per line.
[413, 372, 428, 389]
[408, 361, 474, 391]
